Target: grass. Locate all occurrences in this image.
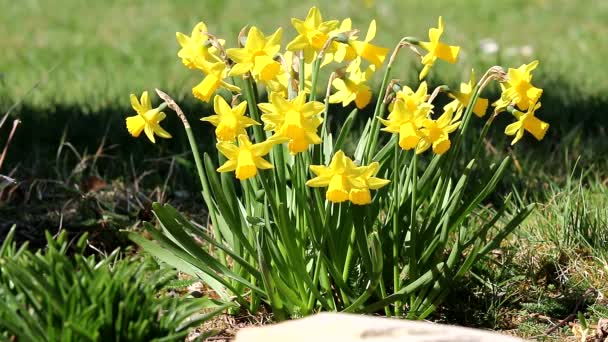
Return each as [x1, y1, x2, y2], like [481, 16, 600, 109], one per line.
[2, 0, 608, 107]
[2, 0, 608, 340]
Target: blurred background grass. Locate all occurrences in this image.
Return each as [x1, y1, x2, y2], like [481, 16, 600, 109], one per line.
[2, 0, 607, 108]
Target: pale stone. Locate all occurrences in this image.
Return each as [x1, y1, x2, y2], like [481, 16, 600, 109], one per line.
[234, 312, 526, 342]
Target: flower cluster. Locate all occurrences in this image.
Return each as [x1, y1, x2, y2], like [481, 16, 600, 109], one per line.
[125, 7, 550, 204]
[379, 81, 462, 155]
[306, 151, 389, 205]
[494, 61, 549, 145]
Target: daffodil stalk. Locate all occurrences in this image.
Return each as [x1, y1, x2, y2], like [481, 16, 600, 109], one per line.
[242, 75, 266, 144]
[154, 89, 228, 265]
[363, 37, 418, 163]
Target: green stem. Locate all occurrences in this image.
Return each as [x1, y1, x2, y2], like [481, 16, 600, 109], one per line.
[181, 124, 229, 264]
[309, 58, 321, 102]
[408, 152, 418, 280]
[471, 113, 497, 162]
[340, 227, 357, 307]
[299, 51, 306, 93]
[242, 76, 265, 144]
[392, 142, 401, 316]
[378, 277, 392, 317]
[363, 47, 399, 163]
[341, 228, 356, 281]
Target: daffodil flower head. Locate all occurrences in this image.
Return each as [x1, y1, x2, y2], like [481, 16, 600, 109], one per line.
[329, 58, 375, 109]
[227, 27, 283, 82]
[192, 60, 241, 103]
[216, 134, 283, 180]
[504, 101, 549, 145]
[176, 22, 223, 69]
[391, 81, 431, 112]
[258, 92, 324, 154]
[306, 151, 366, 203]
[201, 95, 260, 142]
[380, 90, 432, 151]
[493, 61, 543, 112]
[418, 16, 461, 80]
[287, 7, 340, 63]
[126, 91, 172, 144]
[418, 106, 462, 154]
[444, 70, 488, 118]
[349, 162, 390, 205]
[329, 18, 357, 64]
[347, 20, 389, 67]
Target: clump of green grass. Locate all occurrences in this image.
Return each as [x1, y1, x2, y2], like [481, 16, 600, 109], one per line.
[0, 226, 235, 341]
[432, 161, 607, 339]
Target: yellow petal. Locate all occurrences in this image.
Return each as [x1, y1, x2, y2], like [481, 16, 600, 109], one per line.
[504, 121, 522, 137]
[217, 160, 237, 173]
[140, 91, 151, 111]
[306, 174, 331, 187]
[365, 20, 377, 42]
[367, 177, 390, 190]
[144, 125, 156, 144]
[130, 94, 143, 114]
[214, 95, 231, 116]
[152, 124, 172, 139]
[216, 141, 239, 159]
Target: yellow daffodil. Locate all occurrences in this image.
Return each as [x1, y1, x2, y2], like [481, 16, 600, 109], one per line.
[418, 16, 460, 80]
[349, 162, 390, 205]
[379, 99, 431, 150]
[493, 61, 543, 112]
[504, 101, 549, 145]
[444, 70, 488, 117]
[192, 60, 240, 103]
[329, 18, 357, 64]
[347, 20, 389, 67]
[126, 91, 172, 144]
[306, 150, 366, 203]
[391, 81, 431, 112]
[329, 58, 374, 109]
[418, 107, 462, 154]
[176, 22, 223, 69]
[227, 27, 283, 82]
[216, 134, 283, 180]
[258, 92, 324, 154]
[287, 7, 339, 63]
[201, 95, 260, 141]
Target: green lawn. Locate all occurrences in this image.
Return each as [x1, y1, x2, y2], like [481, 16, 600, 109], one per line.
[2, 0, 608, 109]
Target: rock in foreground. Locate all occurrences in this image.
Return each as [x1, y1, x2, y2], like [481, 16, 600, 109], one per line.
[235, 312, 525, 342]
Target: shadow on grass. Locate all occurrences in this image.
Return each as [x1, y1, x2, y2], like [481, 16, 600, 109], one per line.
[2, 77, 606, 176]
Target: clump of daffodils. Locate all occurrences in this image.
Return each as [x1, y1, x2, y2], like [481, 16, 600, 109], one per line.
[125, 6, 553, 321]
[125, 7, 549, 202]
